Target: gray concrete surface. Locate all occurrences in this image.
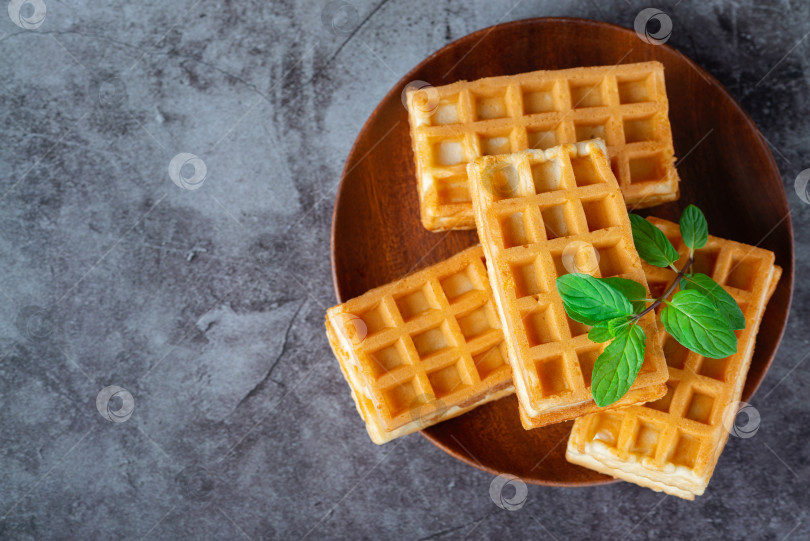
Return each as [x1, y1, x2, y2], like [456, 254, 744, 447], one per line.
[1, 0, 808, 539]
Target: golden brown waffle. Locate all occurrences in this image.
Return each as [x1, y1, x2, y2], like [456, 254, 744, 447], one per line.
[407, 61, 679, 231]
[468, 140, 669, 428]
[567, 218, 781, 499]
[325, 246, 514, 444]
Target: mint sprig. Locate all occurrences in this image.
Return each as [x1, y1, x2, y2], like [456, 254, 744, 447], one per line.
[555, 206, 746, 407]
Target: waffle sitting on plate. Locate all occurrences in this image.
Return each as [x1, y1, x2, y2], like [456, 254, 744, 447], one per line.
[325, 246, 514, 444]
[468, 139, 669, 428]
[407, 61, 679, 231]
[566, 218, 781, 499]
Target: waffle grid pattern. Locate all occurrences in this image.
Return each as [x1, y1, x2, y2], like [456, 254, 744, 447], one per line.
[469, 140, 668, 425]
[567, 218, 779, 498]
[408, 62, 679, 231]
[326, 246, 512, 438]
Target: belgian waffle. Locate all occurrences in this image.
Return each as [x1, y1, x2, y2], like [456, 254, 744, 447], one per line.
[566, 218, 781, 499]
[407, 61, 679, 231]
[325, 246, 514, 444]
[468, 140, 669, 428]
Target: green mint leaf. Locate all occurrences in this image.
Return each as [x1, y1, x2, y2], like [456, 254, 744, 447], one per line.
[682, 273, 746, 330]
[630, 214, 680, 268]
[591, 324, 647, 407]
[600, 277, 648, 313]
[587, 316, 634, 343]
[679, 205, 709, 251]
[588, 323, 613, 343]
[556, 273, 633, 325]
[661, 289, 737, 359]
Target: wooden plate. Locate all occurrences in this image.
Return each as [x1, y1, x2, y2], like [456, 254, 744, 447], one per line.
[330, 18, 794, 486]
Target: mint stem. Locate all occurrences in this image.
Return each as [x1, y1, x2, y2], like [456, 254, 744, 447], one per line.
[635, 257, 694, 320]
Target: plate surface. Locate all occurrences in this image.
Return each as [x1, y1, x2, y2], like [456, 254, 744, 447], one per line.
[330, 17, 794, 486]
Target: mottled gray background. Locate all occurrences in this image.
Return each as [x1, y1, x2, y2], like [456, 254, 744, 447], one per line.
[0, 0, 807, 539]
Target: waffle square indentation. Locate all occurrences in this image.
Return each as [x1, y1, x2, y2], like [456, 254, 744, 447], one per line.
[647, 380, 679, 413]
[428, 360, 469, 398]
[411, 324, 453, 359]
[581, 197, 619, 231]
[576, 346, 602, 387]
[524, 305, 561, 346]
[685, 390, 715, 425]
[395, 286, 439, 321]
[617, 75, 652, 104]
[522, 82, 560, 114]
[570, 154, 605, 186]
[569, 79, 607, 108]
[531, 159, 563, 192]
[440, 267, 479, 302]
[510, 259, 546, 298]
[587, 413, 623, 447]
[472, 90, 509, 120]
[631, 421, 661, 457]
[456, 305, 496, 340]
[383, 379, 421, 417]
[500, 211, 532, 248]
[369, 341, 407, 377]
[536, 356, 570, 396]
[629, 153, 666, 183]
[473, 344, 507, 380]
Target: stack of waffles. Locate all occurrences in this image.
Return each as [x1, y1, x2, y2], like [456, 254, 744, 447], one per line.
[566, 218, 781, 499]
[325, 61, 781, 500]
